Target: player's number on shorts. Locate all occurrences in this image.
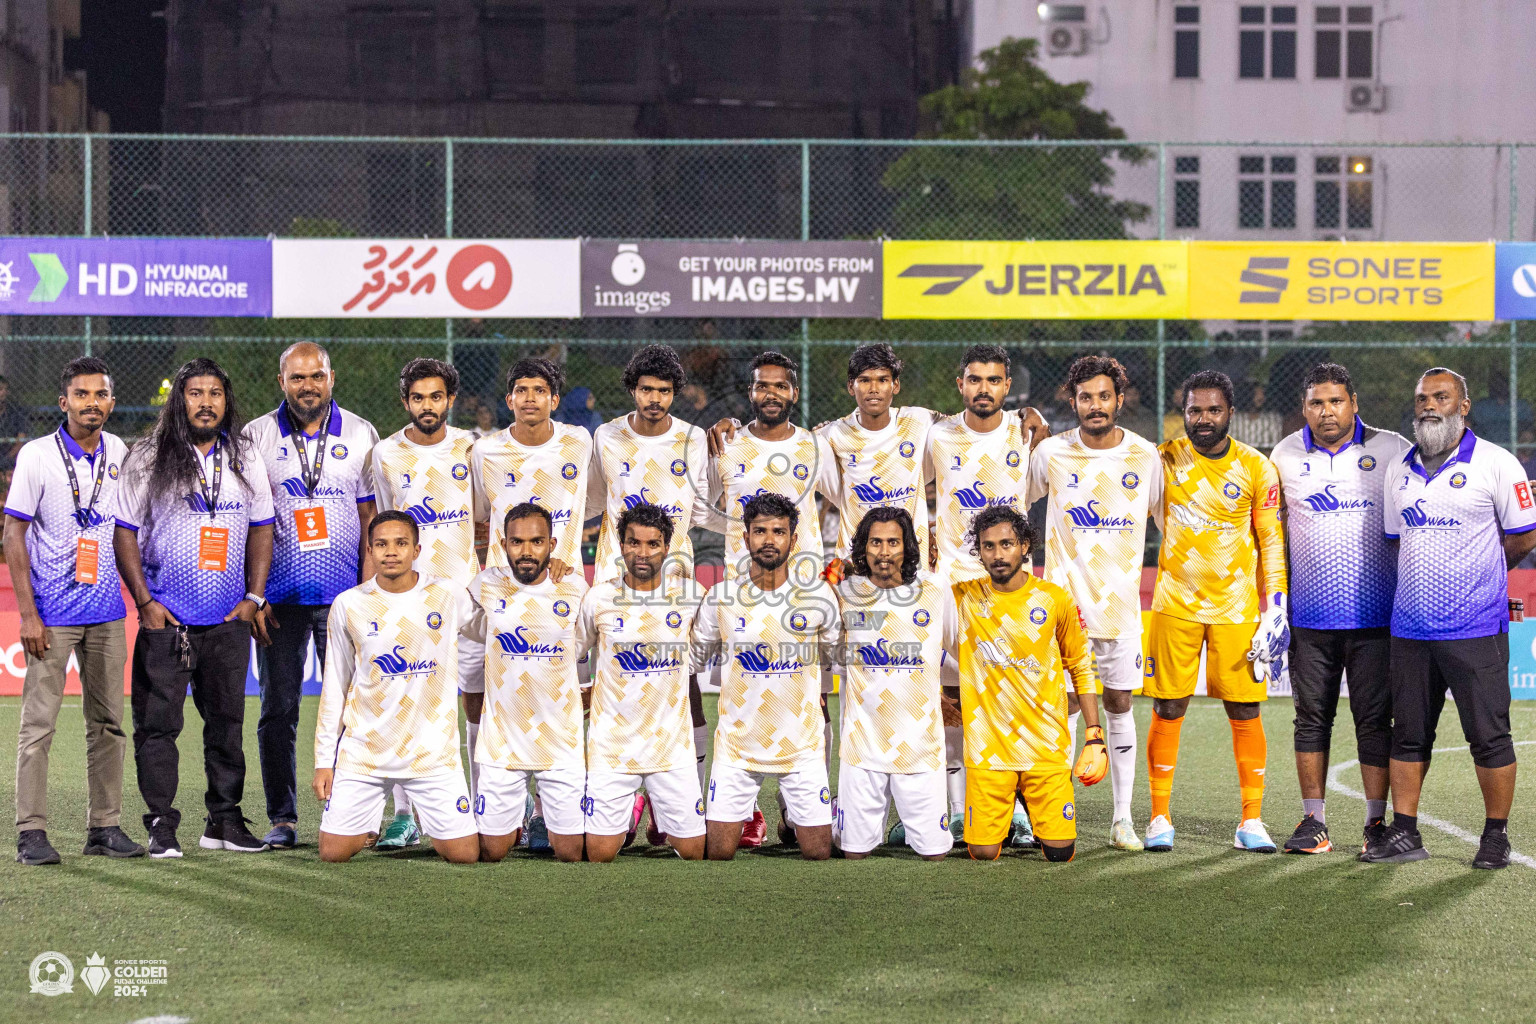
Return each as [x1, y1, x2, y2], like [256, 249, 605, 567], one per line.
[474, 794, 485, 815]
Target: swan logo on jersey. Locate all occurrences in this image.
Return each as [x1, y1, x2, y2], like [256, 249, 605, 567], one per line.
[1301, 483, 1375, 515]
[666, 610, 683, 628]
[1063, 499, 1135, 532]
[403, 494, 470, 528]
[107, 463, 119, 479]
[1169, 502, 1234, 532]
[793, 463, 809, 481]
[849, 475, 917, 505]
[371, 645, 439, 678]
[734, 643, 801, 674]
[612, 642, 682, 673]
[426, 612, 442, 630]
[72, 506, 109, 529]
[1006, 450, 1021, 468]
[975, 639, 1044, 677]
[1400, 498, 1462, 530]
[1121, 471, 1139, 490]
[1029, 606, 1048, 625]
[1222, 481, 1242, 500]
[562, 462, 578, 480]
[789, 611, 809, 631]
[1063, 802, 1075, 820]
[553, 600, 571, 617]
[913, 608, 930, 626]
[456, 796, 471, 813]
[856, 637, 924, 669]
[671, 458, 687, 476]
[279, 478, 349, 499]
[494, 626, 565, 659]
[899, 440, 916, 458]
[331, 443, 348, 460]
[622, 486, 684, 517]
[451, 463, 469, 480]
[1358, 454, 1377, 471]
[182, 493, 243, 515]
[953, 480, 1018, 510]
[1450, 472, 1467, 489]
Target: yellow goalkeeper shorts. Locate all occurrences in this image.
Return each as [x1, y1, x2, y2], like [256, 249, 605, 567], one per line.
[1144, 611, 1266, 703]
[964, 768, 1077, 846]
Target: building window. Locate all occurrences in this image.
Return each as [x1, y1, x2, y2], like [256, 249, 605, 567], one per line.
[483, 8, 544, 93]
[1317, 6, 1373, 78]
[1314, 155, 1373, 231]
[1239, 154, 1297, 229]
[349, 7, 438, 100]
[1239, 6, 1296, 79]
[1174, 6, 1200, 79]
[1173, 155, 1201, 228]
[575, 6, 639, 85]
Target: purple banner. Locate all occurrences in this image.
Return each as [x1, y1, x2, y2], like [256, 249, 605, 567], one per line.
[0, 237, 272, 316]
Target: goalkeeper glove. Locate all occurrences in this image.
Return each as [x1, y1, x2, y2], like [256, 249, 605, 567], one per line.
[821, 557, 847, 587]
[1074, 725, 1108, 786]
[1248, 592, 1291, 682]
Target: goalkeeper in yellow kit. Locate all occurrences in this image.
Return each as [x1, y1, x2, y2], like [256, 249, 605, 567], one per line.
[1145, 370, 1289, 854]
[946, 504, 1107, 861]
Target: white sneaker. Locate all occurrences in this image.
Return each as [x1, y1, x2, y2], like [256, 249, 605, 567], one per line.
[1234, 818, 1277, 853]
[1144, 814, 1175, 851]
[1110, 816, 1144, 851]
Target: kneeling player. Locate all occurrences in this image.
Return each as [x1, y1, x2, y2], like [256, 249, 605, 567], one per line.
[574, 503, 707, 861]
[464, 503, 590, 863]
[833, 507, 954, 860]
[312, 512, 479, 864]
[949, 506, 1106, 862]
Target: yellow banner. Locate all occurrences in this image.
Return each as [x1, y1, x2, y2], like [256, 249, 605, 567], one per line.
[882, 240, 1188, 319]
[1188, 241, 1495, 321]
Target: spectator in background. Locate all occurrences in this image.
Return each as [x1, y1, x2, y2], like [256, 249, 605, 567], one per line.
[1162, 386, 1187, 441]
[679, 383, 710, 421]
[552, 386, 603, 436]
[1470, 369, 1534, 446]
[1231, 380, 1284, 451]
[0, 375, 32, 476]
[1118, 382, 1161, 441]
[471, 398, 498, 440]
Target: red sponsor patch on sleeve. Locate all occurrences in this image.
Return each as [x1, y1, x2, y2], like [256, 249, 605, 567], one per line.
[1263, 483, 1280, 509]
[1517, 480, 1533, 510]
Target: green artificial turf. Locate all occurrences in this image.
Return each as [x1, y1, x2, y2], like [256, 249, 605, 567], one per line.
[1, 695, 1534, 1024]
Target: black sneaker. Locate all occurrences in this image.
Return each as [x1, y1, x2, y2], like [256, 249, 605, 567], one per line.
[1283, 814, 1333, 854]
[1359, 818, 1388, 859]
[147, 820, 182, 860]
[263, 823, 297, 850]
[1360, 823, 1428, 863]
[16, 829, 61, 866]
[1473, 830, 1511, 870]
[200, 816, 270, 853]
[83, 825, 147, 858]
[777, 819, 799, 848]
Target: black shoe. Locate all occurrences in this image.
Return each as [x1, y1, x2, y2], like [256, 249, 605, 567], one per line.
[1360, 818, 1388, 859]
[1283, 814, 1333, 854]
[83, 825, 147, 858]
[1360, 823, 1428, 863]
[16, 829, 61, 866]
[1473, 830, 1511, 870]
[147, 819, 182, 859]
[263, 823, 297, 850]
[777, 819, 799, 848]
[200, 816, 270, 853]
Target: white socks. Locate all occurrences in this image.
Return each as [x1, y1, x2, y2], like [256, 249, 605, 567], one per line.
[392, 784, 412, 817]
[693, 724, 709, 791]
[1106, 708, 1137, 822]
[944, 724, 966, 821]
[466, 720, 480, 798]
[824, 720, 834, 772]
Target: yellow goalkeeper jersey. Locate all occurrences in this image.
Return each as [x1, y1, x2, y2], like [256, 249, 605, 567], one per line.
[950, 575, 1096, 773]
[1152, 436, 1287, 625]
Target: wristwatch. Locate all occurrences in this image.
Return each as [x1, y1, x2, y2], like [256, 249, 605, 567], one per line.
[245, 592, 269, 610]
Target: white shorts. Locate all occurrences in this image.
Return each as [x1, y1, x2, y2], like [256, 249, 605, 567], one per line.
[834, 763, 953, 857]
[475, 763, 586, 836]
[706, 761, 832, 827]
[1091, 635, 1143, 692]
[586, 767, 705, 839]
[321, 770, 476, 840]
[457, 634, 486, 695]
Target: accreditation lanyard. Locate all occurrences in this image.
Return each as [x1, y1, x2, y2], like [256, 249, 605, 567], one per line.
[287, 406, 328, 498]
[192, 440, 223, 519]
[54, 429, 106, 527]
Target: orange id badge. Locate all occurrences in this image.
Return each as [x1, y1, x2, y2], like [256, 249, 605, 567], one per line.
[199, 526, 230, 571]
[74, 537, 99, 584]
[294, 505, 331, 551]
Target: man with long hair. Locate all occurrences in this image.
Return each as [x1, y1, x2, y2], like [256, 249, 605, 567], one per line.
[114, 357, 276, 858]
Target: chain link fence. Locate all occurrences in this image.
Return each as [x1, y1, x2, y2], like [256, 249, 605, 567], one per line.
[2, 134, 1534, 484]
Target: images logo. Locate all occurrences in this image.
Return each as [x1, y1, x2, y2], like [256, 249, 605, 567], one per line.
[611, 243, 646, 286]
[1239, 256, 1289, 303]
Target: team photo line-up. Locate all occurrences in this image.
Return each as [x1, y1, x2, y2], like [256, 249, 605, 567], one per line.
[7, 337, 1527, 868]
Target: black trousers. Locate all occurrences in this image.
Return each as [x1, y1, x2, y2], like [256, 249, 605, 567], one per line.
[131, 619, 254, 832]
[1289, 626, 1392, 768]
[1389, 633, 1516, 770]
[256, 603, 330, 825]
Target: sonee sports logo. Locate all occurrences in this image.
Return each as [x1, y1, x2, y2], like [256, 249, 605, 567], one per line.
[1238, 257, 1289, 304]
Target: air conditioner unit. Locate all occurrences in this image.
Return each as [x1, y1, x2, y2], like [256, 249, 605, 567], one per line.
[1046, 25, 1090, 56]
[1346, 83, 1387, 112]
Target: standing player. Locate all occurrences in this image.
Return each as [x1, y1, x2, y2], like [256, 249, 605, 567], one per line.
[1144, 370, 1289, 854]
[833, 507, 954, 861]
[367, 358, 482, 848]
[1366, 368, 1536, 869]
[246, 341, 379, 850]
[311, 511, 478, 864]
[1269, 363, 1408, 855]
[948, 505, 1106, 861]
[574, 502, 706, 861]
[1025, 355, 1161, 850]
[691, 493, 842, 861]
[463, 503, 589, 863]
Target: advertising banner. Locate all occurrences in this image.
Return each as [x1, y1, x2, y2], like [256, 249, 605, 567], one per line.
[1189, 241, 1495, 321]
[272, 238, 579, 318]
[1495, 242, 1536, 320]
[0, 237, 271, 317]
[581, 239, 881, 317]
[882, 240, 1188, 319]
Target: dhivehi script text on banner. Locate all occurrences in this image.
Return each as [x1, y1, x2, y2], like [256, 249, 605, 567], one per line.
[882, 240, 1187, 319]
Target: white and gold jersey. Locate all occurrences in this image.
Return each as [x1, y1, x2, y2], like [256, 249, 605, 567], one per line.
[586, 414, 714, 582]
[690, 576, 843, 773]
[315, 575, 470, 779]
[1025, 427, 1162, 639]
[834, 573, 955, 774]
[574, 575, 705, 773]
[818, 407, 935, 560]
[471, 423, 593, 572]
[925, 414, 1031, 585]
[368, 426, 481, 586]
[462, 568, 590, 772]
[709, 425, 838, 578]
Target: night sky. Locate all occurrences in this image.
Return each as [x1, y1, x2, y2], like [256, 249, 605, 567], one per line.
[78, 0, 166, 132]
